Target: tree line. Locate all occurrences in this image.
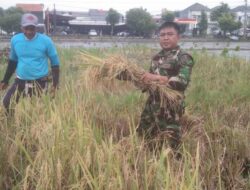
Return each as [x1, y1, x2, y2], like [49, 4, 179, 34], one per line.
[0, 7, 23, 34]
[0, 3, 243, 37]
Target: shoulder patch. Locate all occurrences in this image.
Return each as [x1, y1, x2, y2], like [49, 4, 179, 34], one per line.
[178, 52, 194, 66]
[178, 52, 193, 61]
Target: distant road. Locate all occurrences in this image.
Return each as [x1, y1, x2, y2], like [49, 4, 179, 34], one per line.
[1, 36, 250, 50]
[1, 38, 250, 59]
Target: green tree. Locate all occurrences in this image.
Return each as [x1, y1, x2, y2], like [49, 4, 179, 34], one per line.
[218, 13, 241, 35]
[106, 8, 120, 36]
[174, 11, 180, 18]
[0, 7, 4, 34]
[161, 10, 175, 22]
[198, 11, 208, 36]
[0, 7, 23, 34]
[126, 8, 156, 37]
[0, 7, 4, 17]
[211, 3, 231, 21]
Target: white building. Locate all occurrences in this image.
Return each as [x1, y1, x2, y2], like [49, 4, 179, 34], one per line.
[231, 5, 250, 26]
[179, 3, 212, 32]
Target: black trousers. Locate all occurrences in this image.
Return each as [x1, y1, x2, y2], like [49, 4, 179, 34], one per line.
[2, 78, 48, 113]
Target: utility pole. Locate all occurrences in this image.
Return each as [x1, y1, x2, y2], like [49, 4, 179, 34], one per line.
[53, 4, 57, 34]
[244, 0, 248, 39]
[46, 8, 50, 35]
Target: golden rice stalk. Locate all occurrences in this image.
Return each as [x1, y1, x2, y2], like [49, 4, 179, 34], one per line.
[79, 51, 183, 110]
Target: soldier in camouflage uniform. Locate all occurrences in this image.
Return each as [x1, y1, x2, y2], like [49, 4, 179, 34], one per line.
[137, 22, 194, 149]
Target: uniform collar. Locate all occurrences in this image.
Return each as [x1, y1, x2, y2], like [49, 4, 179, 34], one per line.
[160, 46, 180, 56]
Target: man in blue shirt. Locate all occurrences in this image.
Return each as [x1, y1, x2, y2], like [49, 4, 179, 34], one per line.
[0, 13, 60, 113]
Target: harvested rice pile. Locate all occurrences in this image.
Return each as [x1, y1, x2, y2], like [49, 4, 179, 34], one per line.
[79, 51, 183, 110]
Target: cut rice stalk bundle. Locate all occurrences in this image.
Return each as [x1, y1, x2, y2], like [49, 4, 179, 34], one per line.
[79, 51, 183, 110]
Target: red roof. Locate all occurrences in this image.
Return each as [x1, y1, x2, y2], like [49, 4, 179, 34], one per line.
[16, 4, 44, 12]
[175, 18, 197, 24]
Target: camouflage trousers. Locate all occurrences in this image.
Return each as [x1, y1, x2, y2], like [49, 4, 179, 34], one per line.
[137, 96, 184, 149]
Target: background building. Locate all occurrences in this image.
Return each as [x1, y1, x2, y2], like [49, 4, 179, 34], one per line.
[16, 3, 44, 23]
[45, 9, 126, 35]
[179, 3, 211, 33]
[232, 5, 250, 26]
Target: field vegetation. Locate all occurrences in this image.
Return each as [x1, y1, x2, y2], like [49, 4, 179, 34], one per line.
[0, 46, 249, 189]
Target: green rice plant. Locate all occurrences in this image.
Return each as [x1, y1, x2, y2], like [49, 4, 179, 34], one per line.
[234, 46, 240, 51]
[0, 46, 249, 189]
[221, 48, 229, 56]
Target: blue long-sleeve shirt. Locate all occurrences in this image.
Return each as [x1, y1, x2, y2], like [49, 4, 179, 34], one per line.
[10, 33, 60, 80]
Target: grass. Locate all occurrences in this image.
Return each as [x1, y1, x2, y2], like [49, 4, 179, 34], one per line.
[0, 46, 249, 189]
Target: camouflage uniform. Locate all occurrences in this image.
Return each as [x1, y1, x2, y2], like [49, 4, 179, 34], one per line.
[137, 46, 194, 148]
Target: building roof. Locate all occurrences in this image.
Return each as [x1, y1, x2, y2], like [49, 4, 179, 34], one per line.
[55, 10, 89, 17]
[52, 9, 110, 21]
[68, 19, 125, 26]
[210, 6, 221, 11]
[89, 9, 108, 16]
[182, 3, 210, 12]
[175, 18, 197, 24]
[16, 3, 44, 12]
[231, 6, 250, 12]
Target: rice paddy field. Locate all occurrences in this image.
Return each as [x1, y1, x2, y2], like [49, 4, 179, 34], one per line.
[0, 46, 249, 189]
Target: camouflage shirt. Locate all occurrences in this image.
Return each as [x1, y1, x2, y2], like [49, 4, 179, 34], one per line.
[150, 46, 194, 92]
[137, 47, 194, 140]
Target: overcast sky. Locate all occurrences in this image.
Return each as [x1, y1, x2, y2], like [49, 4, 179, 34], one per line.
[1, 0, 246, 14]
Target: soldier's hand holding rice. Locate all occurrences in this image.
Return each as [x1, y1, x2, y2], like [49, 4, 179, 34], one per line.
[141, 72, 169, 85]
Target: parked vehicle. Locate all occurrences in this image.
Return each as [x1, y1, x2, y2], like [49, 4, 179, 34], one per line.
[230, 28, 250, 38]
[116, 32, 129, 37]
[229, 35, 239, 41]
[88, 29, 98, 37]
[231, 29, 244, 37]
[212, 29, 222, 37]
[182, 31, 192, 38]
[37, 24, 46, 34]
[60, 31, 67, 35]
